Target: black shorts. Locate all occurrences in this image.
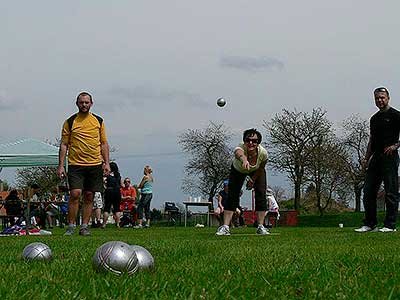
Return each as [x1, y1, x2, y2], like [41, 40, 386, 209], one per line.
[68, 164, 103, 192]
[104, 189, 122, 213]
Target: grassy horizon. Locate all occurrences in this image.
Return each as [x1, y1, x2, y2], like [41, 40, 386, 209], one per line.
[1, 226, 400, 300]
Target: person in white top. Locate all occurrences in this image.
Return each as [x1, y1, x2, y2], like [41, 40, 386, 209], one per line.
[265, 188, 280, 228]
[216, 128, 269, 236]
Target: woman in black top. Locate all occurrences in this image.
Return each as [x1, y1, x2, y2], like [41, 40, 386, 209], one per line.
[102, 162, 122, 228]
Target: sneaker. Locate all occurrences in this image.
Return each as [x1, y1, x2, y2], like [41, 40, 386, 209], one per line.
[144, 224, 150, 228]
[79, 227, 91, 236]
[91, 221, 97, 228]
[134, 224, 143, 229]
[215, 225, 231, 236]
[64, 226, 75, 236]
[256, 224, 270, 235]
[354, 225, 379, 233]
[379, 227, 397, 233]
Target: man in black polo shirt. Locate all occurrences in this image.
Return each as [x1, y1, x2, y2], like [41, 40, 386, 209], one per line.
[355, 87, 400, 233]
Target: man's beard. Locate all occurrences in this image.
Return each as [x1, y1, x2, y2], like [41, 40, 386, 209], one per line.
[78, 108, 90, 113]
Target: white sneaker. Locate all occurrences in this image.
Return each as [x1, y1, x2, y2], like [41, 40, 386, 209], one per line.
[379, 227, 397, 233]
[216, 225, 230, 236]
[354, 225, 378, 233]
[256, 224, 270, 235]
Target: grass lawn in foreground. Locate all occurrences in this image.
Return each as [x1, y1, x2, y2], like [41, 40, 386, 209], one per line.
[1, 226, 400, 300]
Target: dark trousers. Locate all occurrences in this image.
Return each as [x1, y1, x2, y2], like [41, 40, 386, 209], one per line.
[225, 165, 267, 211]
[137, 193, 153, 219]
[363, 152, 399, 229]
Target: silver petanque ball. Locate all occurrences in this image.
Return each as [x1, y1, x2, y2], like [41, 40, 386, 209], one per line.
[93, 241, 139, 275]
[22, 242, 52, 261]
[216, 97, 226, 107]
[131, 245, 155, 270]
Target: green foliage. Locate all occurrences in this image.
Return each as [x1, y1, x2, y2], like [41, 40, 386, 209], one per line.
[1, 226, 400, 300]
[0, 179, 10, 191]
[15, 166, 59, 194]
[279, 198, 295, 210]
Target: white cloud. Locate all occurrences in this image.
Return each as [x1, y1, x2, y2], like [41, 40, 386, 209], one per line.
[220, 56, 284, 72]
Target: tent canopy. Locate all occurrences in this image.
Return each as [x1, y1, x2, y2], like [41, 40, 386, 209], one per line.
[0, 138, 59, 167]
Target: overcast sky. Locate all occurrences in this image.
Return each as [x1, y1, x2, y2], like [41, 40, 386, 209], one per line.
[1, 1, 400, 209]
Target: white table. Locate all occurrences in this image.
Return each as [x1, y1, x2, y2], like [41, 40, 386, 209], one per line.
[183, 201, 213, 227]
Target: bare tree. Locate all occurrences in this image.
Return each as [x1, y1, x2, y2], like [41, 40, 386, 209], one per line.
[264, 108, 330, 210]
[340, 114, 369, 211]
[178, 122, 232, 201]
[305, 134, 348, 216]
[270, 185, 286, 202]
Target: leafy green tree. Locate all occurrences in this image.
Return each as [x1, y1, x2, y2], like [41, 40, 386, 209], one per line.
[0, 179, 9, 191]
[15, 166, 59, 195]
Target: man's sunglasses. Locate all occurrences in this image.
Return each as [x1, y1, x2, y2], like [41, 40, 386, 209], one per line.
[245, 138, 259, 144]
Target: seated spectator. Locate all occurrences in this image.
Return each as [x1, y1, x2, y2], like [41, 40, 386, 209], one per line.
[4, 189, 23, 226]
[45, 192, 60, 229]
[30, 184, 41, 202]
[265, 188, 280, 228]
[120, 178, 137, 226]
[215, 180, 245, 227]
[58, 193, 69, 228]
[214, 180, 229, 226]
[29, 184, 46, 228]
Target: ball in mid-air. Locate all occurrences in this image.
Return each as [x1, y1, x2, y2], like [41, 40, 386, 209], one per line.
[216, 98, 226, 107]
[93, 241, 139, 275]
[22, 242, 52, 261]
[131, 245, 155, 270]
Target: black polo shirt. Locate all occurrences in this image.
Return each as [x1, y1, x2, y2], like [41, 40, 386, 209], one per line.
[370, 107, 400, 154]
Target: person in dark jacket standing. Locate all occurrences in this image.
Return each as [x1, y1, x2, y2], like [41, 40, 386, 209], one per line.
[355, 87, 400, 233]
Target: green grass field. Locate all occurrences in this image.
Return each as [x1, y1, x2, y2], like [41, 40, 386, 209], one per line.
[1, 225, 400, 300]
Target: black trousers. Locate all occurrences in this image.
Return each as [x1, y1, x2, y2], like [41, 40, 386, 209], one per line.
[225, 165, 267, 211]
[363, 152, 399, 229]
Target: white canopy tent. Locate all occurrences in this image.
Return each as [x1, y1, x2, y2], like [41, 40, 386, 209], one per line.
[0, 138, 59, 168]
[0, 138, 62, 234]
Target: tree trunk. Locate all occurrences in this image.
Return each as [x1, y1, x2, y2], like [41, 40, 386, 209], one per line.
[294, 181, 301, 211]
[316, 184, 324, 216]
[354, 185, 362, 212]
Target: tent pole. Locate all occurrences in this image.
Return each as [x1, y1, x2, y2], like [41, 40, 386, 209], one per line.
[26, 199, 31, 235]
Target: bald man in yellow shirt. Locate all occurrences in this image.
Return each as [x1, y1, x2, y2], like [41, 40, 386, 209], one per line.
[57, 91, 111, 236]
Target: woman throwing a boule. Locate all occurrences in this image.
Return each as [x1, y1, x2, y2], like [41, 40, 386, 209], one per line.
[216, 128, 269, 236]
